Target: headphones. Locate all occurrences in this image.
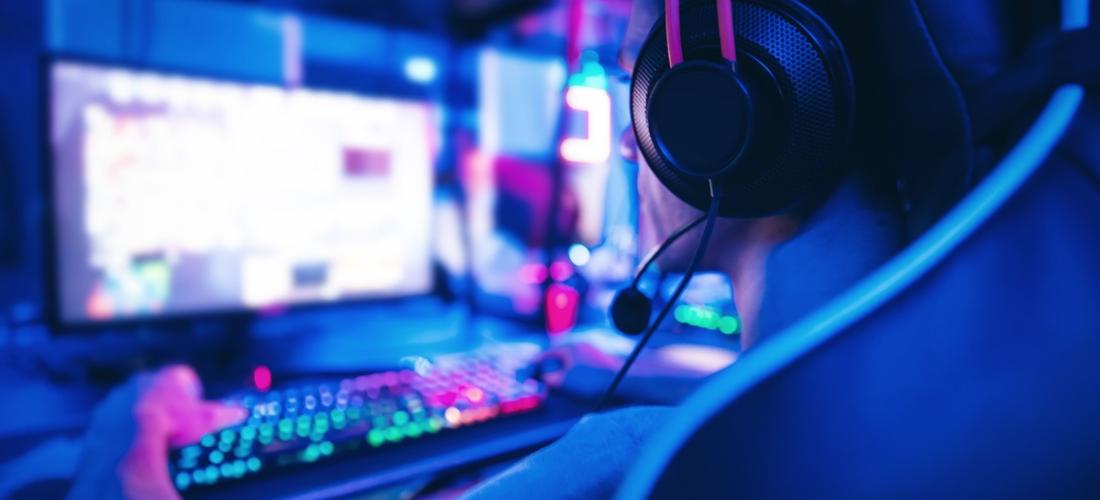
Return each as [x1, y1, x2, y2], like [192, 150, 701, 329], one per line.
[601, 0, 855, 407]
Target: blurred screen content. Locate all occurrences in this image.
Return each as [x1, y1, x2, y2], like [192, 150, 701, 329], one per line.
[50, 61, 437, 324]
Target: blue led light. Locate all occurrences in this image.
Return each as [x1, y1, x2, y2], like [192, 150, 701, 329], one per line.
[568, 244, 592, 266]
[205, 465, 219, 483]
[175, 472, 191, 491]
[404, 56, 438, 84]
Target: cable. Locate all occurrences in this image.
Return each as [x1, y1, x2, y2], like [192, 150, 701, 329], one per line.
[596, 180, 722, 411]
[631, 214, 707, 288]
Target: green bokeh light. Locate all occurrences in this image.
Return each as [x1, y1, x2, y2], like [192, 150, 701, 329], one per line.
[674, 304, 740, 335]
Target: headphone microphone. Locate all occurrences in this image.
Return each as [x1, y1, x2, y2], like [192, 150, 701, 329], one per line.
[600, 183, 721, 410]
[597, 0, 854, 408]
[610, 214, 706, 335]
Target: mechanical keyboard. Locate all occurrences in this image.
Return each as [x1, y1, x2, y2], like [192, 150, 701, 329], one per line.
[168, 344, 546, 494]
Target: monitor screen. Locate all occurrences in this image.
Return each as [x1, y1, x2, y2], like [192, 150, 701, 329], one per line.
[49, 61, 437, 325]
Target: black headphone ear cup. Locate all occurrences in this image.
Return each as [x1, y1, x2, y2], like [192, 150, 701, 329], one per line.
[610, 286, 654, 335]
[631, 0, 855, 217]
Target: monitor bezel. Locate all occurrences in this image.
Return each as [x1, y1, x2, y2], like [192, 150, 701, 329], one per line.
[42, 54, 441, 334]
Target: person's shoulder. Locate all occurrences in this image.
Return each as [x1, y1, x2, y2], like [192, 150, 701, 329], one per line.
[580, 405, 676, 444]
[761, 173, 907, 338]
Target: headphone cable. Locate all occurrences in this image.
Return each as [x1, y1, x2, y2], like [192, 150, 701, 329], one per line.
[595, 180, 722, 411]
[630, 214, 707, 288]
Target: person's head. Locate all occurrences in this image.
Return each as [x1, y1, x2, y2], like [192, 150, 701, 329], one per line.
[618, 0, 907, 346]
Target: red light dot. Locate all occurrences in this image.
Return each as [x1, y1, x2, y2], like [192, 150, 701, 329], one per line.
[253, 365, 272, 392]
[545, 284, 580, 335]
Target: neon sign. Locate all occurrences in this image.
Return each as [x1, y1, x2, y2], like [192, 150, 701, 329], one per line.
[560, 51, 612, 165]
[560, 86, 611, 164]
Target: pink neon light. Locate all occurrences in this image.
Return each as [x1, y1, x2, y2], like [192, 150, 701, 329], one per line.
[519, 263, 549, 285]
[549, 260, 574, 282]
[717, 0, 737, 66]
[560, 86, 612, 164]
[566, 0, 584, 71]
[253, 365, 273, 392]
[666, 0, 684, 66]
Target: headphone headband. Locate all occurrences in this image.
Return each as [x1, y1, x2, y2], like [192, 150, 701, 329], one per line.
[633, 0, 855, 217]
[667, 0, 739, 68]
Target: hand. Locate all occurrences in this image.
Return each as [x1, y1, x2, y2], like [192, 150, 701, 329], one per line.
[69, 366, 247, 500]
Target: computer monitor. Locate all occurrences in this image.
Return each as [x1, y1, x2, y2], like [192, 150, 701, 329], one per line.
[48, 60, 437, 325]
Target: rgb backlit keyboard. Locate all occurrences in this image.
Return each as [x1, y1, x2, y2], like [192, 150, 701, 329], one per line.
[169, 345, 546, 493]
